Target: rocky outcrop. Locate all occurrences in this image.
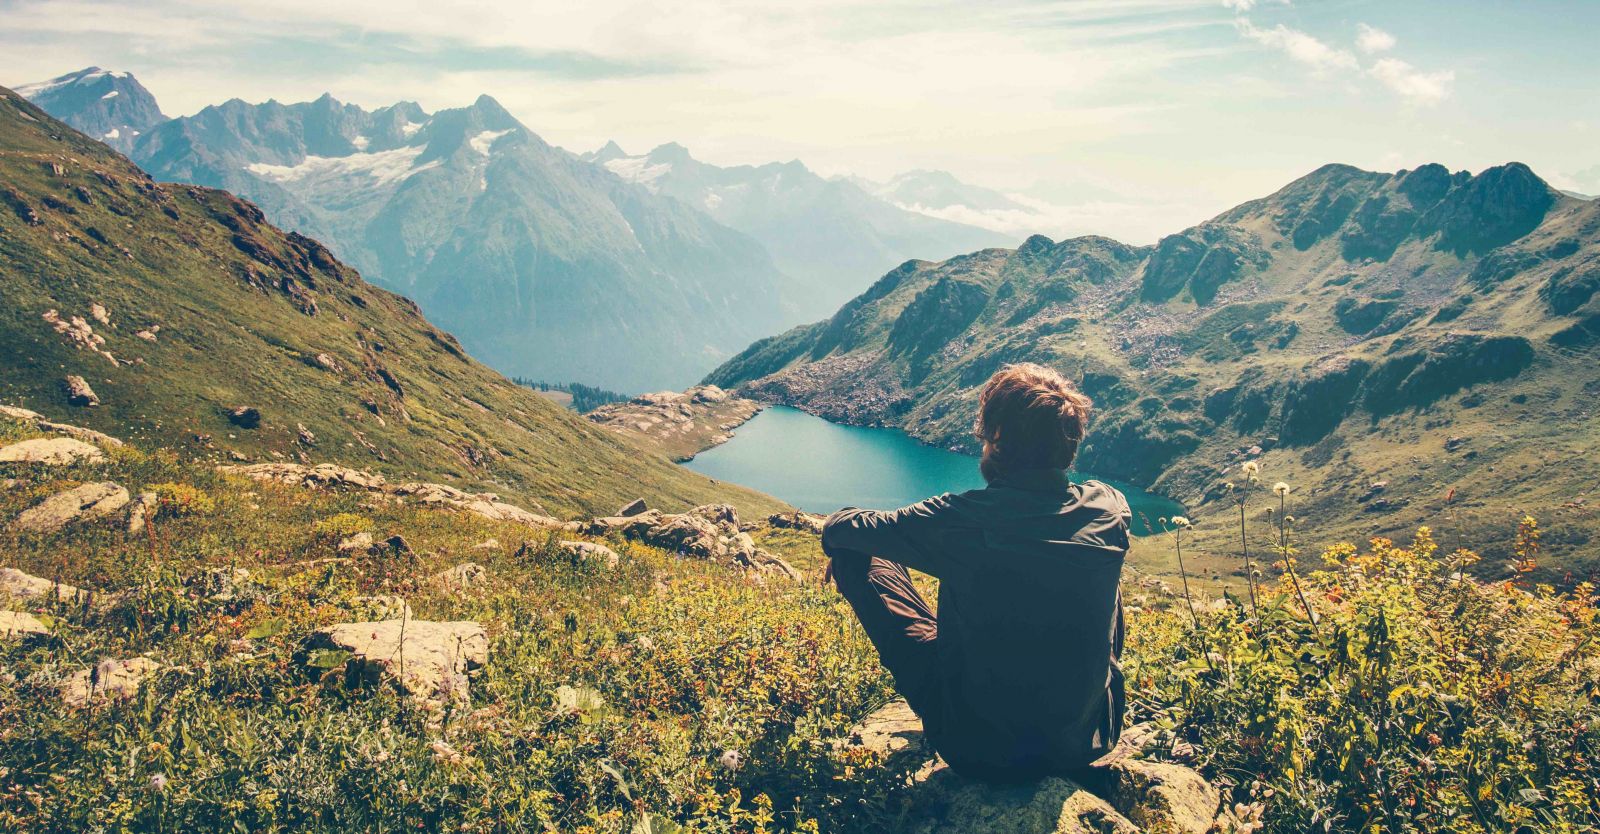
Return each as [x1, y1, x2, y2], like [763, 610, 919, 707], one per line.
[1139, 224, 1268, 305]
[60, 657, 161, 708]
[0, 610, 51, 640]
[304, 619, 488, 705]
[767, 510, 826, 535]
[0, 437, 106, 465]
[586, 386, 761, 461]
[220, 462, 565, 528]
[15, 481, 130, 532]
[64, 375, 99, 407]
[0, 566, 92, 603]
[586, 504, 800, 581]
[0, 405, 124, 447]
[846, 700, 1221, 834]
[559, 540, 621, 568]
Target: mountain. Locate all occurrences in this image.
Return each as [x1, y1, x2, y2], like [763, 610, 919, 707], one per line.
[0, 85, 782, 518]
[126, 92, 790, 392]
[708, 162, 1600, 574]
[585, 142, 1015, 320]
[13, 67, 166, 156]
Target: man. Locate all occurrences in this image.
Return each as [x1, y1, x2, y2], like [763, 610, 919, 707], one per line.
[822, 362, 1130, 783]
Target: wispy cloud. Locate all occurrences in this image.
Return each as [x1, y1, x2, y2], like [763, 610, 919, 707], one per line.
[1369, 58, 1455, 105]
[1237, 20, 1357, 73]
[1355, 23, 1396, 54]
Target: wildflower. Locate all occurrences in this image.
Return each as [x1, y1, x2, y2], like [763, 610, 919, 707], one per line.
[1272, 482, 1290, 496]
[1170, 516, 1192, 529]
[1241, 461, 1261, 477]
[718, 749, 744, 772]
[429, 740, 463, 765]
[149, 773, 168, 793]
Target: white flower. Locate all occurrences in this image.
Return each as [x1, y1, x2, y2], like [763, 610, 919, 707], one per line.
[1170, 516, 1193, 529]
[149, 773, 168, 793]
[1241, 461, 1261, 476]
[1273, 482, 1291, 496]
[718, 749, 744, 772]
[429, 740, 463, 765]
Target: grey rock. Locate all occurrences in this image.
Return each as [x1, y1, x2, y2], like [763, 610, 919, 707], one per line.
[305, 619, 488, 705]
[60, 657, 160, 708]
[0, 610, 51, 640]
[16, 481, 130, 532]
[0, 437, 106, 465]
[560, 540, 621, 568]
[64, 375, 99, 407]
[0, 566, 91, 603]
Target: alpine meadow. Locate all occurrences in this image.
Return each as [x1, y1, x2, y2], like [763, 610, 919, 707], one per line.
[3, 3, 1600, 833]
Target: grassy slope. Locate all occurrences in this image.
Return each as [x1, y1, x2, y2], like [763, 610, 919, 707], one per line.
[0, 87, 784, 520]
[707, 167, 1600, 580]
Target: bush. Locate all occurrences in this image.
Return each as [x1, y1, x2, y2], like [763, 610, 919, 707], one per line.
[312, 512, 376, 540]
[150, 481, 217, 516]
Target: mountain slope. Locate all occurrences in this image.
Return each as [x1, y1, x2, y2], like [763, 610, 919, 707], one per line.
[587, 142, 1015, 320]
[129, 93, 790, 391]
[0, 85, 781, 518]
[14, 67, 166, 156]
[709, 162, 1600, 574]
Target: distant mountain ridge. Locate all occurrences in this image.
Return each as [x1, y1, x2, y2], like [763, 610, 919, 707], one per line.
[585, 142, 1016, 320]
[13, 67, 165, 155]
[709, 160, 1600, 574]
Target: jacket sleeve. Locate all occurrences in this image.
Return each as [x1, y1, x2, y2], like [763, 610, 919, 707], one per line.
[821, 495, 961, 578]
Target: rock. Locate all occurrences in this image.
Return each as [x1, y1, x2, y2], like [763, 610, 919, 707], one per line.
[587, 505, 798, 581]
[586, 509, 664, 538]
[1357, 481, 1388, 503]
[222, 462, 564, 527]
[691, 385, 731, 403]
[648, 511, 724, 559]
[64, 375, 99, 407]
[305, 620, 488, 704]
[0, 407, 125, 448]
[89, 302, 111, 325]
[0, 567, 90, 603]
[1444, 435, 1470, 452]
[296, 423, 316, 446]
[228, 406, 262, 429]
[0, 610, 51, 640]
[846, 700, 1221, 834]
[560, 540, 621, 568]
[617, 498, 648, 517]
[472, 538, 500, 551]
[0, 437, 105, 465]
[16, 481, 130, 532]
[135, 326, 160, 342]
[337, 531, 375, 552]
[125, 490, 157, 534]
[350, 595, 412, 620]
[767, 510, 826, 535]
[60, 657, 161, 708]
[434, 562, 487, 592]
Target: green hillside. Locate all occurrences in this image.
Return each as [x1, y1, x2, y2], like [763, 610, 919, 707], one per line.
[708, 163, 1600, 578]
[0, 87, 782, 520]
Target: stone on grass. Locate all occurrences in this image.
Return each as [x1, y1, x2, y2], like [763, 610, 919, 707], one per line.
[0, 610, 51, 640]
[125, 490, 157, 534]
[767, 510, 826, 535]
[337, 531, 375, 552]
[616, 498, 648, 517]
[560, 540, 620, 568]
[433, 562, 487, 592]
[350, 595, 412, 620]
[64, 375, 99, 407]
[306, 620, 488, 704]
[60, 657, 160, 708]
[228, 406, 262, 429]
[15, 481, 130, 533]
[0, 437, 106, 465]
[0, 566, 90, 603]
[844, 700, 1221, 834]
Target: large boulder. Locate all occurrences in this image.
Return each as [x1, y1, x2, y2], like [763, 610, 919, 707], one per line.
[0, 610, 51, 640]
[305, 620, 488, 705]
[0, 566, 91, 603]
[64, 375, 99, 407]
[559, 540, 621, 569]
[60, 657, 161, 708]
[846, 700, 1221, 834]
[0, 437, 106, 465]
[15, 481, 130, 532]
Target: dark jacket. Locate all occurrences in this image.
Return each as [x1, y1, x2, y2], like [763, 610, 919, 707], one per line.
[822, 469, 1130, 779]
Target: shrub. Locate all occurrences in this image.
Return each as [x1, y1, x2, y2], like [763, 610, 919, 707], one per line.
[150, 481, 217, 516]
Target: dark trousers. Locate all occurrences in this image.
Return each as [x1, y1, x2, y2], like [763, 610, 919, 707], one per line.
[828, 548, 945, 734]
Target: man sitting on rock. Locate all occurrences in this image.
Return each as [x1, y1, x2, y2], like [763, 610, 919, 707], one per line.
[823, 362, 1129, 783]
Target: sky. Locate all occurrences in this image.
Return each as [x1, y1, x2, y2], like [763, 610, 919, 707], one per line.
[3, 0, 1597, 244]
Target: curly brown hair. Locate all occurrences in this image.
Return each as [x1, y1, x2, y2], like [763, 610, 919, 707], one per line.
[974, 362, 1093, 482]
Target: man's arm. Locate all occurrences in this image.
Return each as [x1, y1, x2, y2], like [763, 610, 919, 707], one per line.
[821, 495, 961, 578]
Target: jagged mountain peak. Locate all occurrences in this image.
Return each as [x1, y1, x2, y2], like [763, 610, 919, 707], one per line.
[13, 66, 165, 155]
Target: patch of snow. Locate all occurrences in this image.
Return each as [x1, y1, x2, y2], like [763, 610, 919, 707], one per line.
[401, 121, 423, 138]
[703, 192, 723, 210]
[351, 135, 370, 151]
[16, 68, 123, 99]
[604, 156, 672, 190]
[245, 145, 439, 188]
[103, 128, 120, 140]
[469, 129, 513, 156]
[101, 90, 119, 100]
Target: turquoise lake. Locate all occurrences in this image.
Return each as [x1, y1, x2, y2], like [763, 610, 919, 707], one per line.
[682, 405, 1182, 536]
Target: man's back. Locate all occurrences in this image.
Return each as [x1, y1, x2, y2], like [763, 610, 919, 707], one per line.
[823, 469, 1131, 781]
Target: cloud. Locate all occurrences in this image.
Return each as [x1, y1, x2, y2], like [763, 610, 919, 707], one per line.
[1369, 57, 1455, 105]
[1237, 20, 1357, 73]
[1355, 23, 1396, 54]
[1220, 0, 1287, 11]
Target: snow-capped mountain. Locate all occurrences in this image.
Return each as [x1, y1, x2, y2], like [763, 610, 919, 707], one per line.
[13, 67, 166, 155]
[586, 142, 1015, 320]
[132, 94, 791, 391]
